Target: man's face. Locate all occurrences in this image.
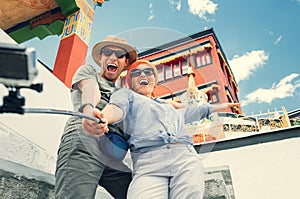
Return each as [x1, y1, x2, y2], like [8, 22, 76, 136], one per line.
[98, 45, 129, 82]
[130, 64, 156, 97]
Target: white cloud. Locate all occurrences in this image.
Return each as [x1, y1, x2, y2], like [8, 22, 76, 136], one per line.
[148, 3, 154, 21]
[241, 73, 300, 106]
[149, 3, 153, 9]
[274, 35, 282, 45]
[229, 50, 269, 83]
[169, 0, 182, 11]
[148, 15, 154, 21]
[268, 31, 274, 36]
[188, 0, 218, 21]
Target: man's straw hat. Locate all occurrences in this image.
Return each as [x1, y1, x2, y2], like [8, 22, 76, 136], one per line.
[92, 35, 137, 69]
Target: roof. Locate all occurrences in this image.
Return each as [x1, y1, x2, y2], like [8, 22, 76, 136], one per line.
[288, 108, 300, 118]
[138, 27, 238, 92]
[1, 0, 107, 43]
[139, 28, 216, 57]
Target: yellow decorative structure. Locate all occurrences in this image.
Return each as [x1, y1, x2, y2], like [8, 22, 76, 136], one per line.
[182, 66, 208, 105]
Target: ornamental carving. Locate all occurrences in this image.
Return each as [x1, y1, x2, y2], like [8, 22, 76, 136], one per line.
[17, 0, 55, 9]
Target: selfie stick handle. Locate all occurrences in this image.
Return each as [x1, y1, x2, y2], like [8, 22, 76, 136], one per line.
[24, 108, 103, 123]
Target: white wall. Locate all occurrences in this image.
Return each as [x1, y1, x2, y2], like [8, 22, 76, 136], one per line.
[0, 29, 72, 158]
[201, 137, 300, 199]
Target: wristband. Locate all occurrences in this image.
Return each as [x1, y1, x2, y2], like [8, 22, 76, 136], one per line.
[78, 103, 94, 113]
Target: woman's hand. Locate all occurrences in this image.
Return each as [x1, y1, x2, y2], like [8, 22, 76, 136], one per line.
[212, 103, 240, 112]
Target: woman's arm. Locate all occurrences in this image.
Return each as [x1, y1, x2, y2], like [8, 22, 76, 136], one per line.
[160, 99, 239, 111]
[93, 103, 124, 135]
[97, 104, 124, 124]
[181, 102, 240, 123]
[160, 99, 186, 109]
[212, 103, 240, 112]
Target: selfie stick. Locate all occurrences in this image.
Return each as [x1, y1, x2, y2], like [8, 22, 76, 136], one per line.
[0, 86, 102, 123]
[24, 108, 103, 123]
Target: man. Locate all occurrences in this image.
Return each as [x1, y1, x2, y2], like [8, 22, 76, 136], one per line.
[55, 35, 137, 199]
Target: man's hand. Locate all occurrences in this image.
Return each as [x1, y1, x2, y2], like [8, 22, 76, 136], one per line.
[82, 108, 108, 138]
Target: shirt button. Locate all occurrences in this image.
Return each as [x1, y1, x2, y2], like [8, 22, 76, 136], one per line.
[166, 145, 171, 149]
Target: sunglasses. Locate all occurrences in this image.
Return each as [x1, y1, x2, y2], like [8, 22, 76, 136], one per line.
[101, 48, 128, 59]
[130, 68, 154, 77]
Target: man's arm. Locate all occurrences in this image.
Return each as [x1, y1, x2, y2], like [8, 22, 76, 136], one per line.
[77, 78, 104, 137]
[78, 78, 101, 106]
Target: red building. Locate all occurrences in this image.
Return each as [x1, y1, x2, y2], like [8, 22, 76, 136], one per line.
[120, 28, 241, 114]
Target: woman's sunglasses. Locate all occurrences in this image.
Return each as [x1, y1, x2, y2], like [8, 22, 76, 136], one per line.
[130, 68, 154, 77]
[101, 48, 128, 59]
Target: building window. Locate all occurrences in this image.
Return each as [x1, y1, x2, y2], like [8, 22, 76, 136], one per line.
[206, 53, 211, 64]
[155, 57, 188, 82]
[173, 62, 181, 77]
[118, 76, 128, 88]
[157, 65, 164, 82]
[165, 65, 172, 80]
[182, 60, 189, 74]
[205, 86, 219, 104]
[194, 50, 212, 68]
[196, 56, 201, 67]
[121, 77, 126, 88]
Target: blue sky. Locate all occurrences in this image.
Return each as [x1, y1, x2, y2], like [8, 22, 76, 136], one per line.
[24, 0, 300, 116]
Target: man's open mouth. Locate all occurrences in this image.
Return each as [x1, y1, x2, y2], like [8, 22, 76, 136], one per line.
[107, 64, 118, 72]
[139, 79, 149, 85]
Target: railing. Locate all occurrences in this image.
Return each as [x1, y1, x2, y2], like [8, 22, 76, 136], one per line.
[188, 107, 292, 144]
[220, 106, 291, 133]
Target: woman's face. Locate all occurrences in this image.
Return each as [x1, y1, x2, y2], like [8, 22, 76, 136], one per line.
[130, 64, 156, 97]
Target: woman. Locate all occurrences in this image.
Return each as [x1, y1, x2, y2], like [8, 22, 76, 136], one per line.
[96, 60, 238, 199]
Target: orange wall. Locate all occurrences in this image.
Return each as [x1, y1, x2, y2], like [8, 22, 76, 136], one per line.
[53, 34, 88, 88]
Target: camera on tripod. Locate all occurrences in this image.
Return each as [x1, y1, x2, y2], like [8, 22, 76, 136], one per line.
[0, 43, 101, 123]
[0, 43, 43, 114]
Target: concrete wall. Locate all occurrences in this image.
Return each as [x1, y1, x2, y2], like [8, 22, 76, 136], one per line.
[197, 126, 300, 199]
[0, 122, 56, 174]
[0, 158, 54, 199]
[0, 157, 230, 199]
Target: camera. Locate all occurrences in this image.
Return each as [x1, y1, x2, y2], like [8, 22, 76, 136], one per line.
[0, 43, 42, 114]
[0, 43, 38, 87]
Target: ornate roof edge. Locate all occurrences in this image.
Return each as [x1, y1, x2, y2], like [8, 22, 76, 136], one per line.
[5, 7, 67, 43]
